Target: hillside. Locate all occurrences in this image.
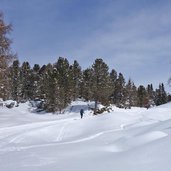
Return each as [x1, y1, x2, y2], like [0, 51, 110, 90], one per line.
[0, 101, 171, 171]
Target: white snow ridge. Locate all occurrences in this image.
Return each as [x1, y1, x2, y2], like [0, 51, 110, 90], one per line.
[1, 101, 171, 171]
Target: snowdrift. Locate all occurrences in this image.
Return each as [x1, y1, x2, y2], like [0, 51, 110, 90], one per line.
[0, 101, 171, 171]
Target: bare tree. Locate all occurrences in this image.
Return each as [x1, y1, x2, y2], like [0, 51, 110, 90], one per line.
[0, 12, 16, 100]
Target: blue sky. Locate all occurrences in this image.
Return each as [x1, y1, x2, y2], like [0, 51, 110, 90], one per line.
[1, 0, 171, 91]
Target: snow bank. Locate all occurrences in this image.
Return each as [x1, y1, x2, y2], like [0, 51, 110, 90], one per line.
[1, 101, 171, 171]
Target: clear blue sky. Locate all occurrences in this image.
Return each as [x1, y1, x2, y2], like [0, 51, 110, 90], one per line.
[1, 0, 171, 91]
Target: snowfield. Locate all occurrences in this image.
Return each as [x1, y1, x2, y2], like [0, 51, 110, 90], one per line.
[0, 101, 171, 171]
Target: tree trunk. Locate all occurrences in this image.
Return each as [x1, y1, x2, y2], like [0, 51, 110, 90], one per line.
[94, 99, 98, 115]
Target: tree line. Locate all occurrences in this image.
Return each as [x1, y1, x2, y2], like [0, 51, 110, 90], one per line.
[0, 12, 169, 114]
[3, 57, 169, 113]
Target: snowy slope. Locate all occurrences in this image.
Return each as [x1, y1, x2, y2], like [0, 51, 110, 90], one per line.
[0, 101, 171, 171]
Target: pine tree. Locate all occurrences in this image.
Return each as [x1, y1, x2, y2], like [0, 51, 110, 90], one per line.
[110, 69, 117, 83]
[137, 85, 149, 107]
[91, 58, 111, 114]
[10, 60, 20, 102]
[155, 88, 161, 106]
[31, 64, 41, 100]
[43, 63, 67, 113]
[20, 61, 32, 101]
[81, 68, 93, 101]
[109, 69, 117, 104]
[125, 79, 136, 108]
[129, 83, 138, 107]
[43, 64, 56, 112]
[167, 94, 171, 102]
[160, 83, 167, 104]
[155, 83, 167, 106]
[69, 60, 82, 100]
[114, 73, 126, 108]
[146, 84, 155, 107]
[53, 57, 72, 112]
[38, 65, 47, 100]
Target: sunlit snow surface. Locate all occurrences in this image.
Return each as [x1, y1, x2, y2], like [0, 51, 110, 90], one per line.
[0, 101, 171, 171]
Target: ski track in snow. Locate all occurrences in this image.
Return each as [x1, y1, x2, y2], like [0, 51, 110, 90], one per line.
[0, 127, 122, 152]
[0, 118, 77, 149]
[0, 110, 163, 152]
[0, 124, 168, 153]
[56, 119, 74, 141]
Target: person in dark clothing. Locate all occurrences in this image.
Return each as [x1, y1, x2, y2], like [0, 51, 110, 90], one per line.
[80, 109, 84, 119]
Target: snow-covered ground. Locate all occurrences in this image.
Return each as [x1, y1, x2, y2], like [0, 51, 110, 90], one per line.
[0, 101, 171, 171]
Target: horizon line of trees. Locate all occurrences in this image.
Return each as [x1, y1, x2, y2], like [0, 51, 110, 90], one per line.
[3, 57, 170, 114]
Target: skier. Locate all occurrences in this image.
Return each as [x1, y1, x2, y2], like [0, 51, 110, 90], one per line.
[80, 109, 84, 119]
